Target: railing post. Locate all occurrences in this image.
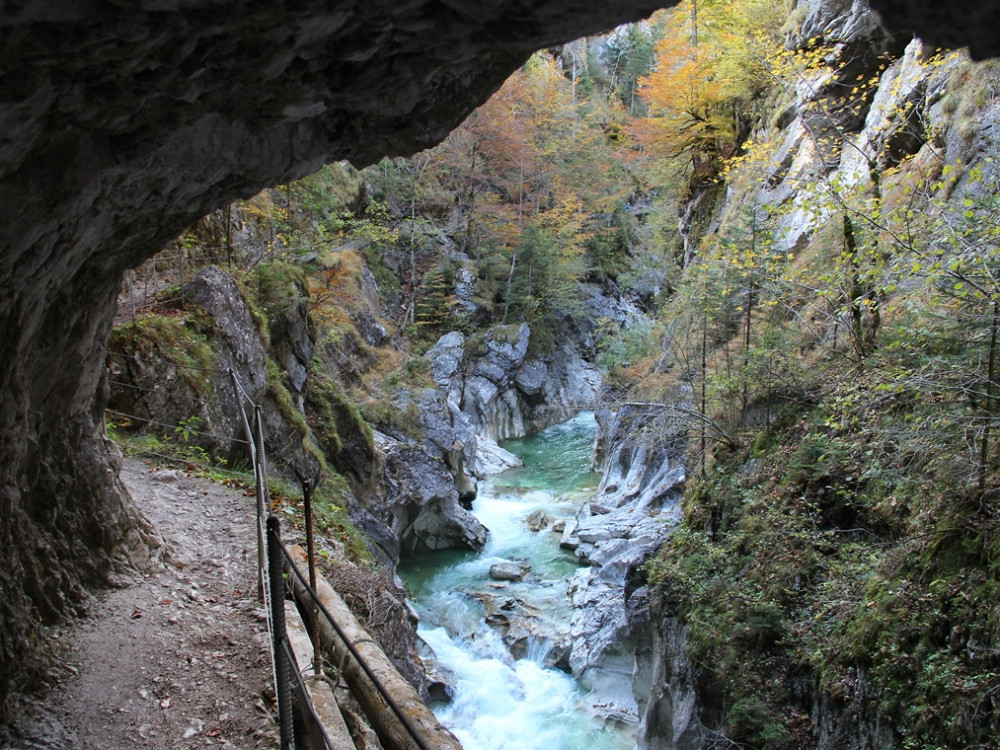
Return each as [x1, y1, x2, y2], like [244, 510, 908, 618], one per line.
[267, 517, 295, 750]
[255, 404, 271, 512]
[231, 370, 265, 602]
[302, 478, 320, 675]
[252, 406, 269, 602]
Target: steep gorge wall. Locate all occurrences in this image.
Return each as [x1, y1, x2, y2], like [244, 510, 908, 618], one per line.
[0, 0, 673, 718]
[0, 0, 996, 726]
[639, 1, 1000, 747]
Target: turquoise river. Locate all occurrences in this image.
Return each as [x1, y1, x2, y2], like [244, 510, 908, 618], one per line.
[398, 412, 635, 750]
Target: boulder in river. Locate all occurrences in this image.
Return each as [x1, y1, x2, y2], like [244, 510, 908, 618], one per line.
[489, 561, 532, 582]
[525, 509, 555, 532]
[374, 432, 489, 557]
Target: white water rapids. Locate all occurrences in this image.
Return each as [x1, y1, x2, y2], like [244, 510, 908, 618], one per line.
[399, 413, 635, 750]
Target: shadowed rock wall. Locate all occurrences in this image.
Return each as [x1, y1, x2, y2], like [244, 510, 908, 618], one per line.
[0, 0, 997, 724]
[868, 0, 1000, 58]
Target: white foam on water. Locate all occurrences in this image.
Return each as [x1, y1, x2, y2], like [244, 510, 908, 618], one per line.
[422, 627, 634, 750]
[403, 413, 635, 750]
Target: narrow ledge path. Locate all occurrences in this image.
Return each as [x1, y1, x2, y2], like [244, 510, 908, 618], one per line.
[6, 459, 279, 750]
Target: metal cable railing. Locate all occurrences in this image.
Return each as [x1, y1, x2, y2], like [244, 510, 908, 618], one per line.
[235, 374, 439, 750]
[108, 346, 447, 750]
[269, 524, 436, 750]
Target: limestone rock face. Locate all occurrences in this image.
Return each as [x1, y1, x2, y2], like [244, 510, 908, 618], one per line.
[107, 266, 323, 482]
[561, 404, 686, 728]
[799, 0, 886, 45]
[373, 433, 488, 557]
[426, 331, 467, 408]
[426, 324, 601, 474]
[593, 405, 688, 512]
[636, 589, 713, 750]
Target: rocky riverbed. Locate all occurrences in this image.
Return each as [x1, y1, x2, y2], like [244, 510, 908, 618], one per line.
[400, 407, 687, 748]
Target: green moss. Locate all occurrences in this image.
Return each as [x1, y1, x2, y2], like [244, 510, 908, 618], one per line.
[260, 468, 370, 564]
[312, 474, 370, 562]
[249, 262, 308, 317]
[358, 398, 422, 439]
[304, 364, 374, 457]
[648, 353, 1000, 748]
[108, 313, 217, 396]
[262, 357, 324, 473]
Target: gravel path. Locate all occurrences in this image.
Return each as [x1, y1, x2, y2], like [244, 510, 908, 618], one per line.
[5, 459, 280, 750]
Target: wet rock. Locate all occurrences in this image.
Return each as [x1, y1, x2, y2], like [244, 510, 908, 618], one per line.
[545, 642, 572, 672]
[421, 653, 458, 703]
[424, 324, 601, 456]
[561, 403, 688, 723]
[488, 611, 571, 669]
[407, 495, 488, 554]
[374, 433, 488, 557]
[474, 436, 523, 476]
[559, 521, 580, 551]
[416, 389, 479, 505]
[489, 561, 532, 582]
[524, 509, 554, 532]
[636, 589, 713, 750]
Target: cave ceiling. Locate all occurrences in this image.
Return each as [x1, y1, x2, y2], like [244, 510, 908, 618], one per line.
[1, 0, 999, 307]
[1, 0, 1000, 719]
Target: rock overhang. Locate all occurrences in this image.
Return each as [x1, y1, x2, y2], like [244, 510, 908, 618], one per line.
[2, 0, 1000, 720]
[1, 0, 998, 293]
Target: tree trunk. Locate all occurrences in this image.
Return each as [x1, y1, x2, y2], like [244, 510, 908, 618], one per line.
[980, 297, 999, 493]
[691, 0, 698, 47]
[843, 212, 872, 359]
[700, 310, 708, 476]
[503, 252, 517, 323]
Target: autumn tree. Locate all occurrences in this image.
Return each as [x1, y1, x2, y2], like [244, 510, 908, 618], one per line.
[632, 0, 785, 179]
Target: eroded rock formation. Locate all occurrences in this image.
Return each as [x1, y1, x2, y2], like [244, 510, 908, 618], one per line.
[561, 404, 686, 727]
[424, 324, 601, 475]
[0, 0, 997, 723]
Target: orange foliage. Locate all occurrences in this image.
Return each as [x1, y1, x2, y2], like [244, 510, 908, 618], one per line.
[309, 250, 366, 328]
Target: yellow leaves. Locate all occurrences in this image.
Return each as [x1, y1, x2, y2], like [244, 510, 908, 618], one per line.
[537, 186, 591, 250]
[634, 0, 784, 163]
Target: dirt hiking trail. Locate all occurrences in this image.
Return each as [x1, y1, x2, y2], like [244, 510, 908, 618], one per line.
[5, 459, 280, 750]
